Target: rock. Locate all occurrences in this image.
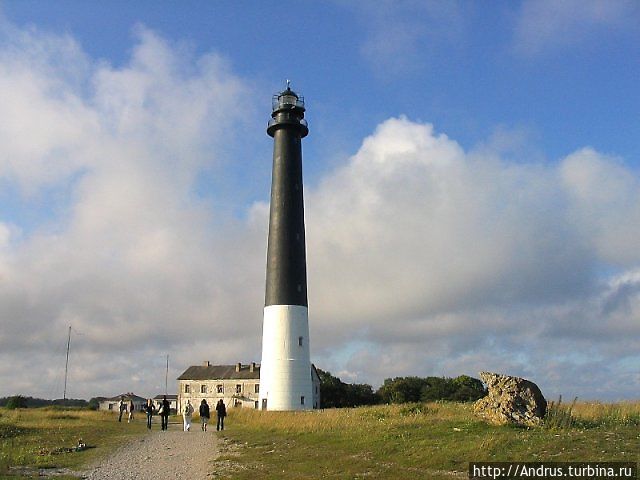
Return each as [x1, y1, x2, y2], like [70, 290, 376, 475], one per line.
[473, 372, 547, 427]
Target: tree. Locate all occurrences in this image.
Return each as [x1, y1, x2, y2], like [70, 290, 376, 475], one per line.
[317, 369, 345, 408]
[451, 375, 486, 401]
[346, 383, 378, 406]
[317, 369, 379, 408]
[6, 395, 28, 409]
[420, 377, 456, 402]
[378, 377, 426, 404]
[378, 375, 487, 404]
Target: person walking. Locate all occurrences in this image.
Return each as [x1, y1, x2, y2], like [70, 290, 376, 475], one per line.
[127, 399, 135, 423]
[145, 399, 155, 430]
[215, 399, 226, 431]
[183, 399, 194, 432]
[199, 399, 210, 432]
[118, 396, 126, 422]
[159, 395, 171, 431]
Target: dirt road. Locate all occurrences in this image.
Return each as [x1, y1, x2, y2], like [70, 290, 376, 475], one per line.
[81, 429, 220, 479]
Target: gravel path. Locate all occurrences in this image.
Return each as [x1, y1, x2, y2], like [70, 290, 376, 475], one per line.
[81, 428, 221, 480]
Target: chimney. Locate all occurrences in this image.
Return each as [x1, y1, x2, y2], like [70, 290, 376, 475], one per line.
[250, 362, 256, 372]
[235, 362, 242, 372]
[203, 361, 210, 367]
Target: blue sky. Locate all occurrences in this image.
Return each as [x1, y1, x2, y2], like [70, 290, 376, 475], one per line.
[6, 1, 639, 163]
[0, 1, 639, 401]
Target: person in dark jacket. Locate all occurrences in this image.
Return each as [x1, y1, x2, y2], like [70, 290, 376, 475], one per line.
[199, 399, 210, 432]
[159, 395, 171, 431]
[145, 399, 155, 430]
[118, 397, 126, 422]
[215, 399, 226, 431]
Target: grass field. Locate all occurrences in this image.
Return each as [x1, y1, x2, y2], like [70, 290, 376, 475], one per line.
[216, 401, 640, 480]
[1, 401, 638, 479]
[0, 407, 155, 478]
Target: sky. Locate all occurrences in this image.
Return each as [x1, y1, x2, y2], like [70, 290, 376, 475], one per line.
[0, 0, 639, 402]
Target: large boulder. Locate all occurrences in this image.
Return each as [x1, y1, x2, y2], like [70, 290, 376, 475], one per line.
[473, 372, 547, 427]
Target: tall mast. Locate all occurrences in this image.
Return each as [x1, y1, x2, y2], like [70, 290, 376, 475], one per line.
[63, 325, 71, 401]
[165, 355, 169, 396]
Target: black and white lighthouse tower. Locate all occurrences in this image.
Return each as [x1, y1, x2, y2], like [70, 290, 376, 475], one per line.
[259, 83, 313, 411]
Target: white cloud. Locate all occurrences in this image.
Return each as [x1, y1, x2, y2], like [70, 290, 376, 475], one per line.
[560, 148, 640, 265]
[307, 117, 590, 325]
[304, 117, 640, 399]
[1, 20, 639, 401]
[0, 22, 264, 399]
[513, 0, 640, 56]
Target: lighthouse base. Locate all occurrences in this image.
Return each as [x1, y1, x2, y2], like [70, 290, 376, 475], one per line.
[259, 304, 313, 411]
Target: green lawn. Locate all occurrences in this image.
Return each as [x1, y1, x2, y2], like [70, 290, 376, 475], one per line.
[215, 401, 640, 480]
[0, 407, 157, 478]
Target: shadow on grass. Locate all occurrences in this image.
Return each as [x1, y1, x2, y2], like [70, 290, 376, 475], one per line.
[0, 424, 35, 439]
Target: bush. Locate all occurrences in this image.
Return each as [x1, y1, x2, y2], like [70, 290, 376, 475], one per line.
[6, 395, 28, 409]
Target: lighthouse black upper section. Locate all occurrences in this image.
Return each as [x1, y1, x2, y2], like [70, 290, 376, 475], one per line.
[265, 88, 308, 307]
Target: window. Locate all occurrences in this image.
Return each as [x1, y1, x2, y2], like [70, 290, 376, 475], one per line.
[201, 384, 207, 394]
[217, 384, 223, 394]
[254, 383, 260, 394]
[236, 384, 242, 394]
[300, 396, 305, 405]
[184, 384, 190, 394]
[298, 336, 303, 346]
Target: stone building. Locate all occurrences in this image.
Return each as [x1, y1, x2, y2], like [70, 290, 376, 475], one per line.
[177, 362, 321, 413]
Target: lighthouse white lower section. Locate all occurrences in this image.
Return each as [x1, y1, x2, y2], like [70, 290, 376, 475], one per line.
[259, 305, 313, 411]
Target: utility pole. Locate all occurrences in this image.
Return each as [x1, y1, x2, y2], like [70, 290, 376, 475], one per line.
[63, 325, 71, 401]
[165, 355, 169, 396]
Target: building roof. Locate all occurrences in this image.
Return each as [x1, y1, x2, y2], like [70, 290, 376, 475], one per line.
[177, 363, 260, 381]
[153, 394, 178, 400]
[104, 392, 147, 402]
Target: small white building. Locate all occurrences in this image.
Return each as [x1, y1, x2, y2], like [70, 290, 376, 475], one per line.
[177, 362, 321, 413]
[153, 394, 178, 414]
[98, 392, 147, 413]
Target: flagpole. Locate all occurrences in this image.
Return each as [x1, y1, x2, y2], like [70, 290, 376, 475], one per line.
[63, 326, 71, 401]
[165, 355, 169, 396]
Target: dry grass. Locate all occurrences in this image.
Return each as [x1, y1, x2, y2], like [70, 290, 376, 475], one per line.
[545, 396, 640, 430]
[216, 401, 640, 480]
[572, 401, 640, 426]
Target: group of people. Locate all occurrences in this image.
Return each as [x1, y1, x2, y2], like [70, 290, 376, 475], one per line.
[182, 398, 226, 432]
[117, 397, 135, 423]
[118, 395, 226, 432]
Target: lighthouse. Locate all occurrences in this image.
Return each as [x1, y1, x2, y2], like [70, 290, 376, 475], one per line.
[259, 83, 313, 411]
